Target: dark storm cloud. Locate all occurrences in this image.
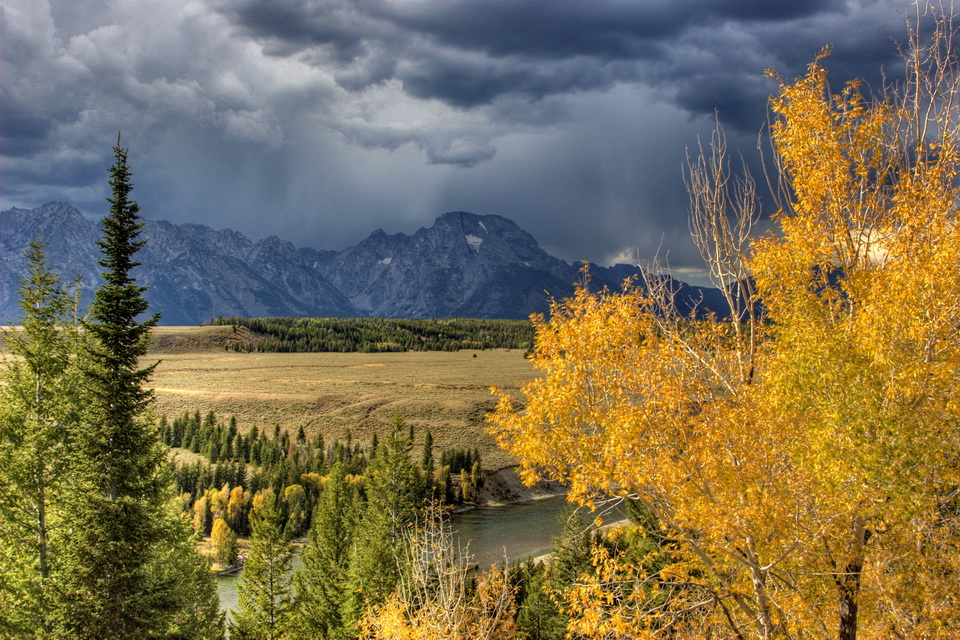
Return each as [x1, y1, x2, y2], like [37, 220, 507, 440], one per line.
[0, 0, 919, 284]
[397, 55, 640, 109]
[229, 0, 838, 61]
[222, 0, 891, 129]
[375, 0, 840, 58]
[221, 0, 382, 61]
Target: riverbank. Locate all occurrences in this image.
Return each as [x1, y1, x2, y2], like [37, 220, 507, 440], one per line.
[215, 494, 572, 619]
[478, 465, 567, 505]
[196, 466, 559, 571]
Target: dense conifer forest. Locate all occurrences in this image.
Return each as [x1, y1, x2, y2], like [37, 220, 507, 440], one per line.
[211, 316, 535, 353]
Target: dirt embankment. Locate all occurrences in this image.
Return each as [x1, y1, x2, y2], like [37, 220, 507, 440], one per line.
[478, 466, 566, 505]
[149, 325, 265, 354]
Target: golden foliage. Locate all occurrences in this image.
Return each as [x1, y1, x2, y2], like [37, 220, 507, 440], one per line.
[489, 9, 960, 639]
[490, 279, 812, 637]
[756, 40, 960, 639]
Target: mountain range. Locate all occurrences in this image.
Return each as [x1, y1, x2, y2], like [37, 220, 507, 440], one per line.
[0, 202, 725, 324]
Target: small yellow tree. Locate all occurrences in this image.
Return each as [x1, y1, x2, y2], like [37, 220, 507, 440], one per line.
[211, 518, 237, 569]
[192, 495, 210, 536]
[227, 485, 250, 535]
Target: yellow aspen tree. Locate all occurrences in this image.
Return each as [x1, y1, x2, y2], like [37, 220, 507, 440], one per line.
[192, 495, 211, 536]
[756, 20, 960, 637]
[490, 7, 960, 639]
[491, 105, 799, 640]
[214, 483, 231, 521]
[211, 517, 237, 568]
[489, 278, 818, 638]
[250, 488, 275, 524]
[227, 485, 249, 535]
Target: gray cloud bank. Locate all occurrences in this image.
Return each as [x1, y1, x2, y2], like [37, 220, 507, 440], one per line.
[1, 0, 912, 283]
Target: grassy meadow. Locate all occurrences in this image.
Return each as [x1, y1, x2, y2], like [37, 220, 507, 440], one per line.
[147, 330, 537, 470]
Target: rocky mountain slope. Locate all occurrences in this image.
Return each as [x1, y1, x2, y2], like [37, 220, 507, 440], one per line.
[1, 202, 724, 324]
[303, 211, 576, 318]
[1, 203, 357, 324]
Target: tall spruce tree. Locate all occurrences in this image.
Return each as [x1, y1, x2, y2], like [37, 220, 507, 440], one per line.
[420, 430, 435, 496]
[343, 417, 422, 630]
[149, 503, 226, 640]
[0, 243, 82, 638]
[231, 493, 294, 640]
[56, 138, 221, 638]
[292, 461, 358, 640]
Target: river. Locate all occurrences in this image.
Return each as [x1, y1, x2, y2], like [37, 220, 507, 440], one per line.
[216, 494, 571, 617]
[452, 494, 570, 565]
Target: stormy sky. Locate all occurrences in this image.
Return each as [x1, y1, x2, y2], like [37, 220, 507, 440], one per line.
[2, 0, 915, 283]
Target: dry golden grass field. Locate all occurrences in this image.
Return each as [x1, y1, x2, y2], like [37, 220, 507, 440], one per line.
[146, 328, 537, 470]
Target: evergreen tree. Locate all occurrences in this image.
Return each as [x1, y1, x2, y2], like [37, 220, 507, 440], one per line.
[231, 494, 293, 640]
[343, 417, 422, 629]
[148, 506, 226, 640]
[530, 506, 594, 640]
[365, 416, 422, 545]
[292, 462, 358, 640]
[56, 138, 221, 638]
[342, 502, 396, 633]
[420, 430, 435, 496]
[281, 484, 307, 539]
[513, 559, 565, 640]
[0, 243, 82, 638]
[546, 506, 593, 594]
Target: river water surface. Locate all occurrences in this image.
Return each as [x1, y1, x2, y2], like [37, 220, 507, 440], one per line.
[452, 494, 569, 565]
[217, 494, 570, 617]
